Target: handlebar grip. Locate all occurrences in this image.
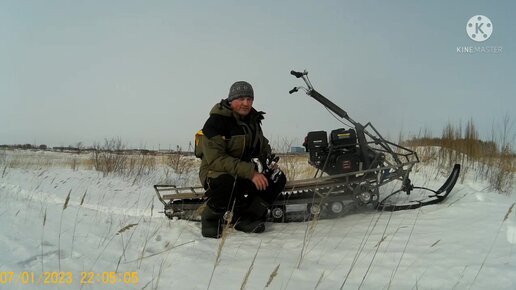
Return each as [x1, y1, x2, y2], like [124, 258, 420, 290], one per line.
[289, 87, 298, 94]
[290, 70, 304, 78]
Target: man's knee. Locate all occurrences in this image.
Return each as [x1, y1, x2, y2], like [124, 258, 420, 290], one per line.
[208, 174, 236, 188]
[274, 173, 287, 190]
[206, 174, 254, 210]
[270, 173, 286, 196]
[206, 174, 235, 209]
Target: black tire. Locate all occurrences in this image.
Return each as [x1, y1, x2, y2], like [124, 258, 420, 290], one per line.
[270, 206, 286, 223]
[327, 201, 344, 218]
[307, 203, 321, 220]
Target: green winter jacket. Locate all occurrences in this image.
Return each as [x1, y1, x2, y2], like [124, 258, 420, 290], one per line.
[198, 100, 272, 186]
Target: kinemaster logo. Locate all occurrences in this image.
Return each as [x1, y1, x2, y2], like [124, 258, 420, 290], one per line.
[466, 15, 493, 42]
[457, 15, 503, 54]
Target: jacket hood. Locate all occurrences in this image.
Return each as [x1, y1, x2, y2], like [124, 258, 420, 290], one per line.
[209, 99, 265, 123]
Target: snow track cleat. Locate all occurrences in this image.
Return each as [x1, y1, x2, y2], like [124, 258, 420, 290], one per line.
[154, 70, 461, 222]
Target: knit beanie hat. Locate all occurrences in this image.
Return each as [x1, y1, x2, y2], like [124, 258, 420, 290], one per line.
[227, 81, 254, 102]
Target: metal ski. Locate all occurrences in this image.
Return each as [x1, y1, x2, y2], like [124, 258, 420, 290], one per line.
[377, 164, 461, 211]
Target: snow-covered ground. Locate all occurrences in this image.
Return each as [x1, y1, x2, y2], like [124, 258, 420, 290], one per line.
[0, 150, 515, 290]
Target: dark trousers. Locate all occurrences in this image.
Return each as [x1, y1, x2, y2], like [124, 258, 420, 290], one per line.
[205, 174, 286, 212]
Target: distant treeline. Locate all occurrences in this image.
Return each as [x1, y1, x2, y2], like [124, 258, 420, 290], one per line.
[402, 138, 505, 158]
[1, 144, 50, 150]
[0, 144, 193, 156]
[402, 118, 514, 159]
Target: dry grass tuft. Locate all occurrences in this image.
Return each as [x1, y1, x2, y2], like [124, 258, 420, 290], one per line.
[215, 221, 234, 266]
[63, 189, 71, 210]
[503, 203, 515, 222]
[43, 208, 47, 227]
[314, 271, 325, 290]
[58, 189, 72, 271]
[195, 203, 207, 219]
[41, 207, 47, 273]
[116, 223, 139, 235]
[80, 190, 87, 206]
[207, 208, 235, 290]
[404, 117, 515, 194]
[280, 154, 316, 181]
[240, 242, 261, 290]
[72, 190, 88, 254]
[264, 264, 280, 288]
[298, 202, 322, 268]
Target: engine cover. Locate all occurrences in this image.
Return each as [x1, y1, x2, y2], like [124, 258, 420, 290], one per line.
[305, 129, 361, 175]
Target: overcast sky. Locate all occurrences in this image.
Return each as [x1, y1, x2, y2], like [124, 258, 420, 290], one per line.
[1, 1, 514, 150]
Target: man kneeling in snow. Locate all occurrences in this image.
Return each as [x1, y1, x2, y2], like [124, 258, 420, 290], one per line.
[197, 81, 286, 239]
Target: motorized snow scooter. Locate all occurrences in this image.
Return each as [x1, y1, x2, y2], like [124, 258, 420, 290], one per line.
[154, 70, 460, 222]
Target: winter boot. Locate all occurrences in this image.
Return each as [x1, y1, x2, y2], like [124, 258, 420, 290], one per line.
[201, 206, 225, 238]
[235, 218, 266, 233]
[234, 196, 269, 234]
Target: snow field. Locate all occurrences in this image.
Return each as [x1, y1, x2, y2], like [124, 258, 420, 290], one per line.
[0, 150, 515, 289]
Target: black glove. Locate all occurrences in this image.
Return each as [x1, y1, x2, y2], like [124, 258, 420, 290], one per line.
[252, 154, 283, 183]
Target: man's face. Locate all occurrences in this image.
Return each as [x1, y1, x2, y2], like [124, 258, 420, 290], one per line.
[230, 96, 254, 117]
